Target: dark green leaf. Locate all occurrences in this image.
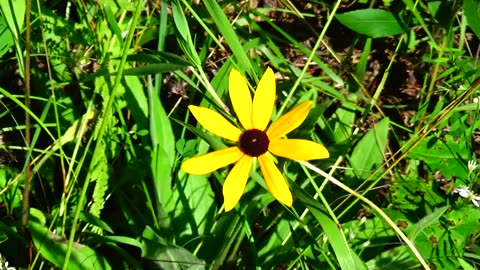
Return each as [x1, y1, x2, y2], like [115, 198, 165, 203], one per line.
[141, 226, 205, 270]
[29, 222, 111, 269]
[464, 0, 480, 39]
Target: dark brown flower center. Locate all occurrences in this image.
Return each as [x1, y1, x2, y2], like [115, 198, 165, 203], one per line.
[239, 129, 269, 157]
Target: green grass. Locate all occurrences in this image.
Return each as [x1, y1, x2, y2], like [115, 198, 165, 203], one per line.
[1, 0, 480, 269]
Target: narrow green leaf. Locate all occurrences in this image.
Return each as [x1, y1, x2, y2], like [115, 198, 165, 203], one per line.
[78, 211, 114, 234]
[126, 51, 191, 66]
[103, 3, 123, 45]
[171, 118, 227, 151]
[406, 206, 449, 241]
[202, 0, 254, 78]
[291, 182, 366, 270]
[123, 63, 188, 76]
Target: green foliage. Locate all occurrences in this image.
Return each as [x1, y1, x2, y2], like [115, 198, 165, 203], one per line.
[409, 135, 470, 180]
[29, 219, 111, 269]
[1, 0, 480, 269]
[463, 0, 480, 39]
[349, 117, 389, 180]
[336, 9, 405, 38]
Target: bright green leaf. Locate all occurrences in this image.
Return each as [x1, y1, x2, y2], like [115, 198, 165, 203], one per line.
[349, 117, 389, 179]
[336, 9, 405, 38]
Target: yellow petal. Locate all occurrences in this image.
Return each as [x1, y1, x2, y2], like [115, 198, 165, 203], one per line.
[223, 155, 253, 211]
[266, 101, 312, 140]
[258, 154, 292, 206]
[189, 105, 242, 142]
[269, 139, 330, 160]
[182, 147, 243, 175]
[252, 67, 275, 131]
[229, 69, 253, 130]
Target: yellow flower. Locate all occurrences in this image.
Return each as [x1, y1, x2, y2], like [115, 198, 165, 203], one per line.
[182, 67, 330, 211]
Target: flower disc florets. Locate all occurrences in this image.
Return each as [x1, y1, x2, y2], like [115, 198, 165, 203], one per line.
[239, 129, 269, 157]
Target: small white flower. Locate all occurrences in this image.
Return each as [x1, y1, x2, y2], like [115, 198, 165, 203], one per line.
[359, 216, 367, 225]
[454, 186, 471, 198]
[468, 160, 478, 173]
[472, 195, 480, 208]
[0, 253, 15, 270]
[454, 186, 480, 208]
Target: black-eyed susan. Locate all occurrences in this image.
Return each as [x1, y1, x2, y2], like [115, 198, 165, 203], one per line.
[182, 67, 329, 211]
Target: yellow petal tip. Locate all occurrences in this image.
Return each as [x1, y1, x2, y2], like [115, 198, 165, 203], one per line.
[224, 204, 235, 212]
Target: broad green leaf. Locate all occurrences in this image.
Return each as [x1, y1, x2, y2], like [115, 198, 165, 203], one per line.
[412, 207, 480, 269]
[342, 214, 396, 248]
[0, 0, 25, 38]
[167, 171, 217, 237]
[0, 16, 13, 57]
[389, 174, 446, 211]
[464, 0, 480, 40]
[366, 245, 421, 269]
[141, 226, 205, 270]
[336, 9, 405, 38]
[408, 134, 469, 179]
[332, 104, 356, 143]
[427, 1, 456, 29]
[349, 117, 389, 179]
[29, 222, 111, 270]
[444, 207, 480, 246]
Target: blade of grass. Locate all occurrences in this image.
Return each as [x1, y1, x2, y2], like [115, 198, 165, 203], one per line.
[63, 1, 144, 268]
[201, 0, 256, 80]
